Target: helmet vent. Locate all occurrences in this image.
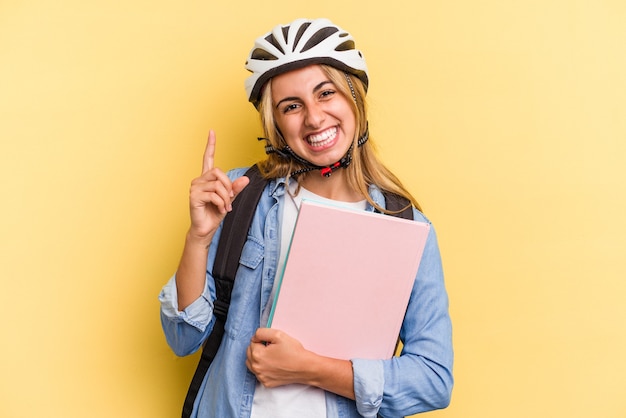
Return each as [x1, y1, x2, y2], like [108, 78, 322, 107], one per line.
[264, 33, 285, 55]
[281, 26, 290, 44]
[250, 47, 278, 61]
[335, 40, 355, 52]
[301, 27, 339, 52]
[293, 22, 311, 51]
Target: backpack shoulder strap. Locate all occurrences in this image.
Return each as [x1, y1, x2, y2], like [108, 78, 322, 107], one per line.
[213, 164, 266, 288]
[182, 164, 266, 418]
[382, 191, 414, 221]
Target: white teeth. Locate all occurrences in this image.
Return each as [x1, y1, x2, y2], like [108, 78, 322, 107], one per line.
[306, 127, 337, 147]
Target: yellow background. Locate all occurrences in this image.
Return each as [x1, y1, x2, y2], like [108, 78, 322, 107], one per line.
[1, 1, 625, 417]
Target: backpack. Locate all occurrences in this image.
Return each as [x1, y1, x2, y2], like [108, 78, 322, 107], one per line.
[181, 164, 414, 418]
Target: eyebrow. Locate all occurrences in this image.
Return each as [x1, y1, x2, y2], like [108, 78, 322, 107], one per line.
[274, 80, 334, 109]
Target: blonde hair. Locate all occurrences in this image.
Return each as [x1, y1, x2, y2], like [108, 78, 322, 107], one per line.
[256, 65, 422, 213]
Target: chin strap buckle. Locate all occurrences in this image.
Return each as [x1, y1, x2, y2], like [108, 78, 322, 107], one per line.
[320, 162, 342, 177]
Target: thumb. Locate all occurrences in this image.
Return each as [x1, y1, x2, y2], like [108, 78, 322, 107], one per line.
[232, 175, 251, 199]
[251, 327, 276, 344]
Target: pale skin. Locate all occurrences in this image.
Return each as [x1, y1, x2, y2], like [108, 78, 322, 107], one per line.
[176, 64, 361, 400]
[271, 65, 363, 202]
[174, 130, 250, 310]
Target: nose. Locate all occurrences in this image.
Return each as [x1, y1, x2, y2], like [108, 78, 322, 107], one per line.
[304, 102, 325, 128]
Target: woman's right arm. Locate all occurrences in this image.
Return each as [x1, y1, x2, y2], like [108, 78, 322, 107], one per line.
[159, 131, 249, 355]
[175, 130, 250, 310]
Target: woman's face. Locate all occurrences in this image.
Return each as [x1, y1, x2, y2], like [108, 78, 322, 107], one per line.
[271, 65, 356, 168]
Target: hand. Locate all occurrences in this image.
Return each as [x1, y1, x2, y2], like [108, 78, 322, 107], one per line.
[245, 328, 314, 388]
[246, 328, 356, 398]
[187, 130, 250, 245]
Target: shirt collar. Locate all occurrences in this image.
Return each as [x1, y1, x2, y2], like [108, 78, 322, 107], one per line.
[268, 176, 289, 198]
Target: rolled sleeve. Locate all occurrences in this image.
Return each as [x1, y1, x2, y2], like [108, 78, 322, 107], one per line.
[159, 274, 216, 356]
[351, 358, 384, 418]
[159, 274, 214, 332]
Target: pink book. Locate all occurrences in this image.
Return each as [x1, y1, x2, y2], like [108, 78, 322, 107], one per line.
[267, 199, 430, 360]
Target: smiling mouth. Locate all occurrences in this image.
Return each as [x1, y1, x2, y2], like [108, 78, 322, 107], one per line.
[306, 127, 337, 148]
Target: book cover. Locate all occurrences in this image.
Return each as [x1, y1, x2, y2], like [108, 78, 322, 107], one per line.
[267, 199, 430, 360]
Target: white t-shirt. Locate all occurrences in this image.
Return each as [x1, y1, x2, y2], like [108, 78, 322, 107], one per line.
[251, 184, 366, 418]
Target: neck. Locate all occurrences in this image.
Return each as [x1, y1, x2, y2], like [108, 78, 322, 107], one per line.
[298, 170, 363, 202]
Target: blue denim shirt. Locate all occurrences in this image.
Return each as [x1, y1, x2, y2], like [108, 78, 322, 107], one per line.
[159, 168, 453, 418]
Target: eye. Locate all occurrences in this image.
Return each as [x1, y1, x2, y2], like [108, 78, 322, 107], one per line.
[319, 89, 336, 99]
[281, 102, 300, 114]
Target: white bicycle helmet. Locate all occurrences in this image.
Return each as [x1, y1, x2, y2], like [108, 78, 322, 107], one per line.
[245, 18, 369, 108]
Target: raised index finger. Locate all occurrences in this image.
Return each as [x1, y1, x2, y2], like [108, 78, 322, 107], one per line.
[202, 130, 217, 174]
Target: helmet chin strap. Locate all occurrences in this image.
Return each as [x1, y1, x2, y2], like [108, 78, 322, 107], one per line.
[258, 127, 369, 178]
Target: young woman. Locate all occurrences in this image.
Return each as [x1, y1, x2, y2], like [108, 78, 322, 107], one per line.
[160, 18, 453, 418]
